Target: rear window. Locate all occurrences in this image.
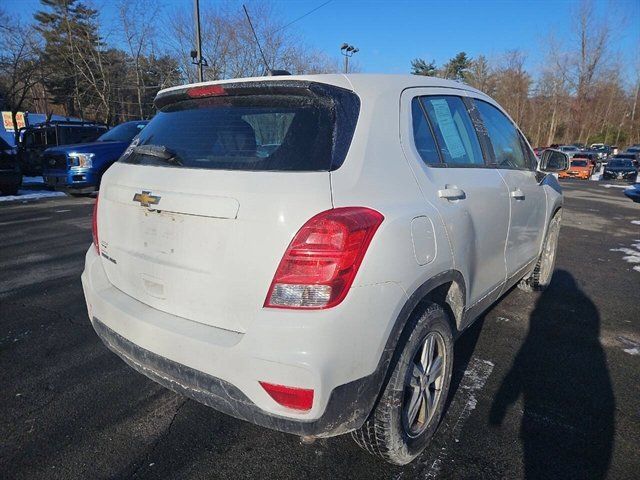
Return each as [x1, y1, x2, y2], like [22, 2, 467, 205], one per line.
[571, 160, 588, 167]
[98, 122, 147, 143]
[58, 126, 106, 145]
[608, 160, 633, 167]
[122, 89, 359, 171]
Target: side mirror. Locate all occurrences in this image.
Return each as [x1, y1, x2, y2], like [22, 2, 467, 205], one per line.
[539, 149, 569, 173]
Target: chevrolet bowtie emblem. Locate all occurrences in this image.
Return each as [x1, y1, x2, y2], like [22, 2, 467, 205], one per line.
[133, 191, 161, 208]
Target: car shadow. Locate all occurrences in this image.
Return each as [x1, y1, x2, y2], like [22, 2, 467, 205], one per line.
[489, 270, 615, 479]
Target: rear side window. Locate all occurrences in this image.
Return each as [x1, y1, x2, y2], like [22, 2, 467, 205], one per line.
[123, 89, 358, 172]
[474, 100, 528, 170]
[411, 98, 440, 164]
[419, 96, 485, 166]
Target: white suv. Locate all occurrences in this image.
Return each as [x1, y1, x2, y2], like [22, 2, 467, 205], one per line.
[81, 74, 567, 465]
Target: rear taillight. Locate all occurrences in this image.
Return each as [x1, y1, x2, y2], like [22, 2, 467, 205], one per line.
[92, 194, 99, 253]
[259, 382, 314, 411]
[264, 207, 384, 310]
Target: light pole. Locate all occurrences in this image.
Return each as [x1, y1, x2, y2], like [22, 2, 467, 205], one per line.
[340, 43, 359, 74]
[192, 0, 205, 82]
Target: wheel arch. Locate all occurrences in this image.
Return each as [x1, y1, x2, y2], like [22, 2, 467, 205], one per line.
[357, 270, 467, 427]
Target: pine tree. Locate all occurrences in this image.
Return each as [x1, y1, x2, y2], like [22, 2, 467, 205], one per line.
[411, 58, 437, 77]
[442, 52, 472, 82]
[34, 0, 101, 117]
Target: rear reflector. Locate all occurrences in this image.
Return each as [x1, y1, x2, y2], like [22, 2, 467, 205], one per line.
[264, 207, 384, 309]
[186, 85, 227, 98]
[92, 194, 99, 253]
[259, 382, 314, 411]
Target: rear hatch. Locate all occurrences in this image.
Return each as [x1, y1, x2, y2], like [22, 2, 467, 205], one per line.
[97, 79, 360, 333]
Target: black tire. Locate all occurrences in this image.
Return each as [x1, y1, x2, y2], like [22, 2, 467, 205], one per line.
[351, 302, 454, 465]
[518, 212, 561, 292]
[2, 187, 19, 196]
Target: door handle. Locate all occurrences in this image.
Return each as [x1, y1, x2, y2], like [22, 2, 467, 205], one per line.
[438, 187, 466, 200]
[510, 189, 525, 200]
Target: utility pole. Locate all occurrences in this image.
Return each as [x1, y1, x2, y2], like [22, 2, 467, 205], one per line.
[193, 0, 204, 82]
[340, 43, 359, 74]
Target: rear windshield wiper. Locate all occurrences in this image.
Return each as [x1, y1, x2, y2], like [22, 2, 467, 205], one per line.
[132, 144, 183, 166]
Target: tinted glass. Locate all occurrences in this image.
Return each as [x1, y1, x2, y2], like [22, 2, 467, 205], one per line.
[607, 160, 633, 167]
[518, 132, 537, 167]
[474, 100, 528, 169]
[123, 95, 338, 171]
[419, 96, 484, 165]
[571, 160, 588, 167]
[98, 122, 147, 143]
[411, 98, 440, 164]
[59, 126, 105, 145]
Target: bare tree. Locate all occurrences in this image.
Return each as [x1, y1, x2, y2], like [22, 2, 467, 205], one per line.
[118, 0, 159, 118]
[167, 1, 337, 83]
[0, 14, 42, 140]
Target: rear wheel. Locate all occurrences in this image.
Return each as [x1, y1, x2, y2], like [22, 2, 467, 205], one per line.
[518, 212, 561, 292]
[351, 303, 453, 465]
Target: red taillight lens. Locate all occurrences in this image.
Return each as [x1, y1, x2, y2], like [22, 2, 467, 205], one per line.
[186, 85, 227, 98]
[259, 382, 314, 411]
[264, 207, 384, 310]
[92, 194, 99, 253]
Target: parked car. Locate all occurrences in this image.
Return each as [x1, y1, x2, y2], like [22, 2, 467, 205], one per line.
[570, 143, 585, 150]
[42, 120, 148, 193]
[608, 153, 639, 169]
[623, 184, 640, 203]
[17, 120, 108, 176]
[558, 145, 581, 155]
[558, 158, 592, 179]
[82, 74, 567, 465]
[590, 143, 612, 160]
[603, 158, 638, 181]
[572, 152, 599, 174]
[0, 136, 21, 195]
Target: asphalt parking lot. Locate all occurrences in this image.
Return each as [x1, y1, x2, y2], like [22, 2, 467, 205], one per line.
[1, 180, 638, 480]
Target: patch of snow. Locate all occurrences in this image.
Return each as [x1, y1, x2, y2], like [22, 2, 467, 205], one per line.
[632, 220, 640, 225]
[424, 358, 493, 479]
[610, 238, 640, 271]
[602, 184, 631, 189]
[623, 347, 639, 355]
[0, 190, 66, 203]
[21, 176, 44, 185]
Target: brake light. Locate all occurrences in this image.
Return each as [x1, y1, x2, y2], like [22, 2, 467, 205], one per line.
[92, 194, 99, 253]
[264, 207, 384, 309]
[187, 85, 227, 98]
[259, 382, 314, 411]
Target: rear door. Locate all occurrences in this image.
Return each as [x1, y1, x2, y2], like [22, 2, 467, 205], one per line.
[402, 90, 510, 311]
[96, 82, 359, 333]
[471, 99, 547, 279]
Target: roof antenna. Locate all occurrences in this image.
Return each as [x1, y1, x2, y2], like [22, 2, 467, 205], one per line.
[242, 4, 272, 75]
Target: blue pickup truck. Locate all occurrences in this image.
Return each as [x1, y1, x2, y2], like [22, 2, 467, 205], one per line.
[42, 120, 148, 193]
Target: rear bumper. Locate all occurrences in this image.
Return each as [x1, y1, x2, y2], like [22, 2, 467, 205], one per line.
[91, 317, 377, 437]
[603, 171, 637, 180]
[81, 246, 407, 437]
[559, 171, 590, 179]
